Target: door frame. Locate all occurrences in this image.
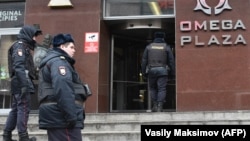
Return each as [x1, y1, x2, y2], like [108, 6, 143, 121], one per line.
[0, 27, 20, 115]
[110, 34, 151, 112]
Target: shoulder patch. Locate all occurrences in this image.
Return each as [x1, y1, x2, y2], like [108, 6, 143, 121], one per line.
[59, 66, 66, 75]
[17, 49, 23, 56]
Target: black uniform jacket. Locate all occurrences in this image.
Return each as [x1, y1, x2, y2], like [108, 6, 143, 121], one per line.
[38, 48, 85, 129]
[8, 26, 38, 95]
[141, 38, 175, 78]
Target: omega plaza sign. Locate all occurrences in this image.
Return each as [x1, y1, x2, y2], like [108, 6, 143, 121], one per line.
[180, 0, 247, 47]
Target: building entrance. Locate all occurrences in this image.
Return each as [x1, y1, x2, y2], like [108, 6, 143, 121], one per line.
[110, 24, 176, 112]
[0, 28, 21, 114]
[111, 35, 149, 112]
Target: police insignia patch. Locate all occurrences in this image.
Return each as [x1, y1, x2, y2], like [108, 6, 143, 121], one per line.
[17, 49, 23, 56]
[59, 66, 66, 75]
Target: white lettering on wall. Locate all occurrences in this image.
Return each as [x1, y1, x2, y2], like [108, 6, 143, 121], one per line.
[0, 10, 22, 21]
[180, 19, 247, 47]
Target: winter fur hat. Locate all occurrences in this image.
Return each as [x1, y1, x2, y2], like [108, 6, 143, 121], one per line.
[53, 33, 74, 47]
[154, 32, 166, 39]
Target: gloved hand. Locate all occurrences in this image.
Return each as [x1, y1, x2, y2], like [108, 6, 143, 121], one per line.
[20, 87, 28, 98]
[21, 87, 27, 94]
[67, 119, 76, 128]
[142, 73, 148, 82]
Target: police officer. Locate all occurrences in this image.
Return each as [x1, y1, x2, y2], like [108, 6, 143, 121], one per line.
[3, 25, 42, 141]
[141, 32, 175, 112]
[33, 34, 53, 69]
[38, 33, 86, 141]
[33, 34, 53, 78]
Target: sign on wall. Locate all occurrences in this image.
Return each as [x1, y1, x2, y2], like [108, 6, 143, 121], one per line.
[0, 2, 25, 28]
[84, 32, 99, 53]
[179, 0, 247, 47]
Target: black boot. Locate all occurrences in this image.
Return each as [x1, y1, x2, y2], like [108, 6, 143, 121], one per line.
[157, 102, 163, 112]
[3, 131, 17, 141]
[152, 101, 158, 112]
[18, 132, 36, 141]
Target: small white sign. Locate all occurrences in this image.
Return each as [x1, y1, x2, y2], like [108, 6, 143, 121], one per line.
[85, 33, 99, 42]
[84, 32, 99, 53]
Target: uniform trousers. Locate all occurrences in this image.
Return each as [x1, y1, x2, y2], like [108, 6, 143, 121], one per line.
[4, 92, 31, 133]
[148, 75, 168, 102]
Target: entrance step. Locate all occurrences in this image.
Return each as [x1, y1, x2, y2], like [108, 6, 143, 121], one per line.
[1, 110, 250, 141]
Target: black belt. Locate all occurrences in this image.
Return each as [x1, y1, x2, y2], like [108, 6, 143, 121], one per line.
[41, 100, 83, 106]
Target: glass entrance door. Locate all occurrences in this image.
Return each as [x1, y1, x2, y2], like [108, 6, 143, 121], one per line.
[111, 35, 149, 112]
[0, 28, 20, 114]
[110, 33, 176, 112]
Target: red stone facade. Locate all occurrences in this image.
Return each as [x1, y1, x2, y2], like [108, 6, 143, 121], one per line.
[23, 0, 250, 113]
[175, 0, 250, 111]
[25, 0, 110, 113]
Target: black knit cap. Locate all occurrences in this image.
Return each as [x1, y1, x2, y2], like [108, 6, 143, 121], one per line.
[53, 33, 74, 47]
